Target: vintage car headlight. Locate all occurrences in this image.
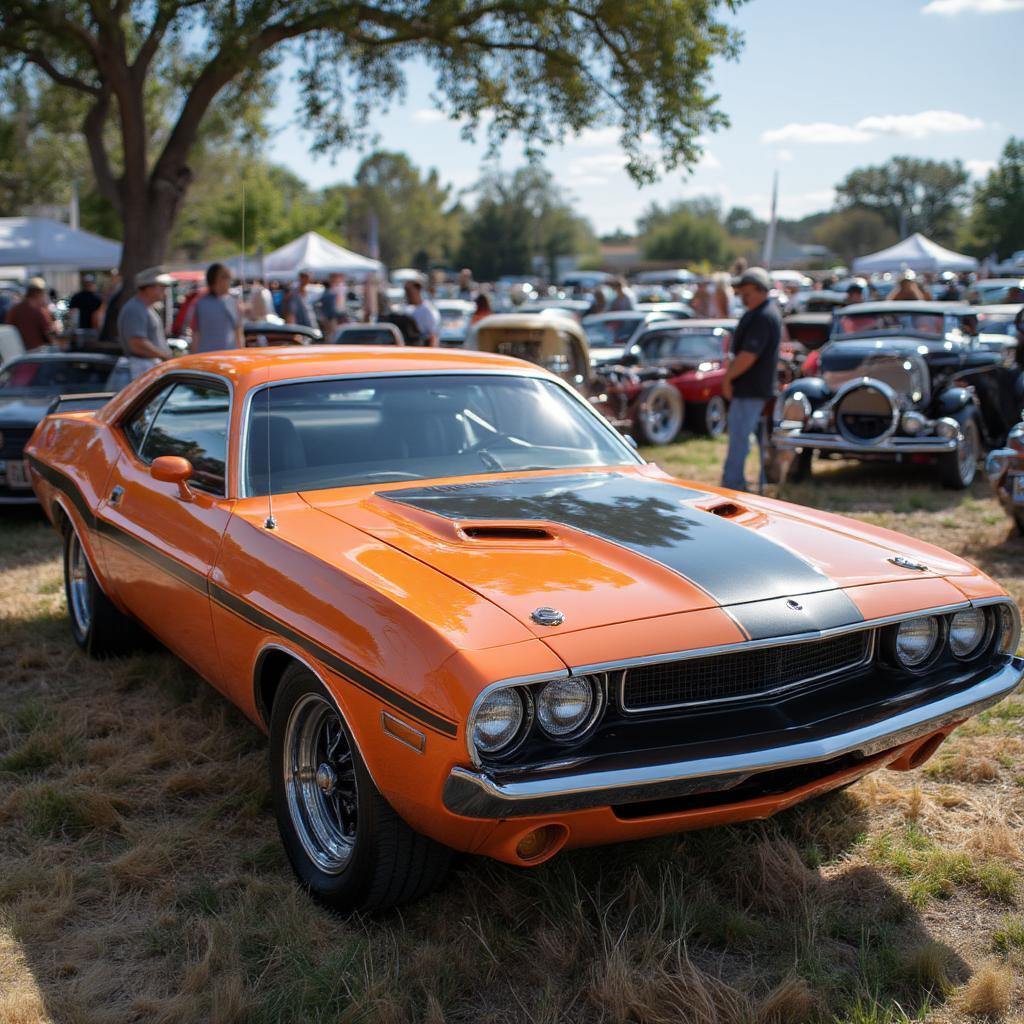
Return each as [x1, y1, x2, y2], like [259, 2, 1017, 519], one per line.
[808, 408, 831, 431]
[894, 616, 941, 668]
[473, 688, 528, 754]
[1008, 424, 1024, 454]
[949, 608, 988, 659]
[778, 392, 812, 429]
[934, 417, 960, 441]
[900, 411, 928, 436]
[536, 676, 602, 738]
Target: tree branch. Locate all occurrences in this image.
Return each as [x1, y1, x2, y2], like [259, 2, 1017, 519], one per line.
[19, 48, 102, 95]
[83, 87, 122, 214]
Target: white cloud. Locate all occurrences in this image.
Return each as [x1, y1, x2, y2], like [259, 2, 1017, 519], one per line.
[575, 126, 620, 147]
[761, 109, 986, 146]
[761, 122, 874, 145]
[966, 158, 997, 178]
[857, 110, 984, 138]
[411, 108, 445, 123]
[697, 149, 721, 170]
[923, 0, 1024, 13]
[777, 149, 794, 163]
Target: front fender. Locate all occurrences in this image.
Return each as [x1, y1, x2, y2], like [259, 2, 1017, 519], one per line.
[932, 387, 975, 418]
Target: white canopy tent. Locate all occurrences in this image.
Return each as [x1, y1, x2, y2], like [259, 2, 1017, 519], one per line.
[259, 231, 384, 281]
[0, 217, 121, 271]
[852, 232, 977, 275]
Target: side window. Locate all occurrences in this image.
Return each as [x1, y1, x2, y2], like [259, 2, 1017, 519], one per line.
[139, 381, 230, 495]
[124, 384, 174, 455]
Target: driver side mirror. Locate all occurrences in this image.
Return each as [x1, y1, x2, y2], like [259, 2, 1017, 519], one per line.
[151, 455, 194, 501]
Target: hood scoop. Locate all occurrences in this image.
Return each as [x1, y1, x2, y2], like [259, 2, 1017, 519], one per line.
[460, 525, 555, 541]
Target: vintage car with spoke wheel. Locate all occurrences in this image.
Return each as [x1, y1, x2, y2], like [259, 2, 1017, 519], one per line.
[772, 302, 1024, 488]
[27, 346, 1024, 912]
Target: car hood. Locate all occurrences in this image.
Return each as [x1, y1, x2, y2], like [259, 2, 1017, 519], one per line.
[0, 393, 56, 426]
[306, 467, 973, 639]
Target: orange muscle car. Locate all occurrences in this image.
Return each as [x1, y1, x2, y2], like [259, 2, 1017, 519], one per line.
[26, 346, 1023, 912]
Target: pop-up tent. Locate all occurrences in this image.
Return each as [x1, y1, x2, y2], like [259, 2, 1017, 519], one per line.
[852, 232, 977, 275]
[260, 231, 384, 280]
[0, 216, 121, 270]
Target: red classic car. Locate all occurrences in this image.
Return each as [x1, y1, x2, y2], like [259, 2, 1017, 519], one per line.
[611, 319, 734, 440]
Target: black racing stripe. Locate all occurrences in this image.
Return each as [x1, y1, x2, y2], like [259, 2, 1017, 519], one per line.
[381, 473, 856, 617]
[28, 455, 95, 527]
[727, 589, 865, 641]
[209, 584, 458, 737]
[30, 455, 458, 738]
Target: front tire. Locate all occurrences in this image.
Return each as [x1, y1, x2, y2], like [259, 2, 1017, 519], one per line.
[938, 414, 980, 489]
[269, 663, 451, 912]
[633, 382, 684, 446]
[63, 525, 143, 657]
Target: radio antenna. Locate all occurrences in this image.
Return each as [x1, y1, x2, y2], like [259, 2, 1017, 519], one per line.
[263, 383, 276, 530]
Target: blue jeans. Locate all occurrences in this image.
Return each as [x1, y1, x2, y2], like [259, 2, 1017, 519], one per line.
[721, 397, 765, 492]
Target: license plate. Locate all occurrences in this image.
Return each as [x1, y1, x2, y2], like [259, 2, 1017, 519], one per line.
[5, 458, 31, 489]
[1013, 474, 1024, 504]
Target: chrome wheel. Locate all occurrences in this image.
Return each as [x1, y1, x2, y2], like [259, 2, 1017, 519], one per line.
[705, 396, 728, 437]
[637, 383, 683, 445]
[957, 419, 980, 486]
[67, 531, 92, 636]
[283, 693, 358, 874]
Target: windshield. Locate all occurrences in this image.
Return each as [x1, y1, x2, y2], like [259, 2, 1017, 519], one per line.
[636, 331, 724, 362]
[245, 373, 636, 496]
[439, 308, 468, 322]
[0, 359, 111, 391]
[833, 312, 946, 339]
[583, 317, 640, 347]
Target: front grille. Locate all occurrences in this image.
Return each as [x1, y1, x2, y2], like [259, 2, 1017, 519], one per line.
[0, 428, 33, 460]
[620, 631, 872, 712]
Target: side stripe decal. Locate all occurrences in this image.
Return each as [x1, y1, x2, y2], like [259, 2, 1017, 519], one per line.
[28, 455, 459, 738]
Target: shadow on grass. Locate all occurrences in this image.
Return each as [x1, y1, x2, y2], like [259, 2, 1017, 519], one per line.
[0, 505, 61, 570]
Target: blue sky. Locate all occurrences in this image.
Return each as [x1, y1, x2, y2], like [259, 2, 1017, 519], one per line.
[265, 0, 1021, 235]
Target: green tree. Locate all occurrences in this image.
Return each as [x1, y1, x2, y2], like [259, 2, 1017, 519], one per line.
[639, 200, 732, 265]
[812, 208, 898, 266]
[960, 137, 1024, 259]
[458, 166, 596, 280]
[0, 0, 744, 293]
[342, 151, 459, 271]
[835, 156, 969, 243]
[724, 206, 764, 242]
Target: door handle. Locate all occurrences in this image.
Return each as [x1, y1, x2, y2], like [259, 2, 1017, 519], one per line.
[109, 485, 124, 506]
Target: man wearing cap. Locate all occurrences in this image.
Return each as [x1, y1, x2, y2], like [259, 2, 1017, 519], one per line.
[118, 267, 173, 380]
[68, 274, 103, 331]
[721, 266, 782, 492]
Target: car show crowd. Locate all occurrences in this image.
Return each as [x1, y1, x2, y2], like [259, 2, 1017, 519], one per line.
[2, 254, 1024, 512]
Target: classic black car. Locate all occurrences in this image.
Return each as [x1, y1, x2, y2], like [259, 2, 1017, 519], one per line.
[772, 302, 1024, 489]
[0, 351, 119, 503]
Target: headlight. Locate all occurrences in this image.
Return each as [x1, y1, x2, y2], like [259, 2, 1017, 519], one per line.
[949, 608, 987, 659]
[900, 411, 928, 436]
[473, 689, 526, 754]
[536, 676, 600, 738]
[894, 616, 940, 668]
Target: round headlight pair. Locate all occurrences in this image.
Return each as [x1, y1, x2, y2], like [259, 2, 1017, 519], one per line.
[893, 609, 989, 669]
[472, 676, 602, 756]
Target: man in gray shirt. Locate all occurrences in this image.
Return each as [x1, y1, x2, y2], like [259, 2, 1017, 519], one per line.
[118, 267, 173, 380]
[189, 262, 243, 353]
[282, 269, 317, 329]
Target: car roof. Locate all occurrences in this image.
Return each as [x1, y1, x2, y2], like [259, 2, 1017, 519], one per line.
[582, 311, 648, 322]
[841, 301, 971, 315]
[977, 304, 1023, 314]
[644, 318, 735, 330]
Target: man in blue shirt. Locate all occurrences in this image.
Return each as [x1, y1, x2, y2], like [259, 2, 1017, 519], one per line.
[721, 267, 782, 492]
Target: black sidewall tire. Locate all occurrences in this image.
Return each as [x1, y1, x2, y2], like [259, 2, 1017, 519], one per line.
[938, 413, 980, 489]
[268, 663, 451, 913]
[634, 382, 683, 446]
[63, 527, 90, 651]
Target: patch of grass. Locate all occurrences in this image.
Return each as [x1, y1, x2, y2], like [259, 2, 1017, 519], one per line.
[991, 915, 1024, 954]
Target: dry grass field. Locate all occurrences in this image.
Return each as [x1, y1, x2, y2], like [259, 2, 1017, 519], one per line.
[2, 439, 1023, 1024]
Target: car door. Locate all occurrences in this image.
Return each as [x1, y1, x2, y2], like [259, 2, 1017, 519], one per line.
[96, 375, 233, 687]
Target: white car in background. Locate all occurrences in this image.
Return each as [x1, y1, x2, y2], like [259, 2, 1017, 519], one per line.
[435, 299, 475, 347]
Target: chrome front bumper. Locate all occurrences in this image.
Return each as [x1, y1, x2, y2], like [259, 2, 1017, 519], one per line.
[771, 430, 958, 455]
[442, 659, 1023, 819]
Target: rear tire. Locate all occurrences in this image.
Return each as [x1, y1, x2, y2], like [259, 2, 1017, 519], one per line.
[633, 382, 684, 446]
[938, 414, 980, 490]
[63, 524, 144, 657]
[689, 395, 728, 437]
[269, 663, 451, 913]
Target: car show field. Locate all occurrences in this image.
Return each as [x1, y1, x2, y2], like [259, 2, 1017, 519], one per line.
[2, 438, 1022, 1024]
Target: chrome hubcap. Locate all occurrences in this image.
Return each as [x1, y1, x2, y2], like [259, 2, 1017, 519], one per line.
[68, 533, 92, 635]
[642, 395, 678, 443]
[707, 398, 726, 435]
[284, 693, 357, 874]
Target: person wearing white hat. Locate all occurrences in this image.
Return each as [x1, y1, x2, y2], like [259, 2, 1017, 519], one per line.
[118, 266, 174, 380]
